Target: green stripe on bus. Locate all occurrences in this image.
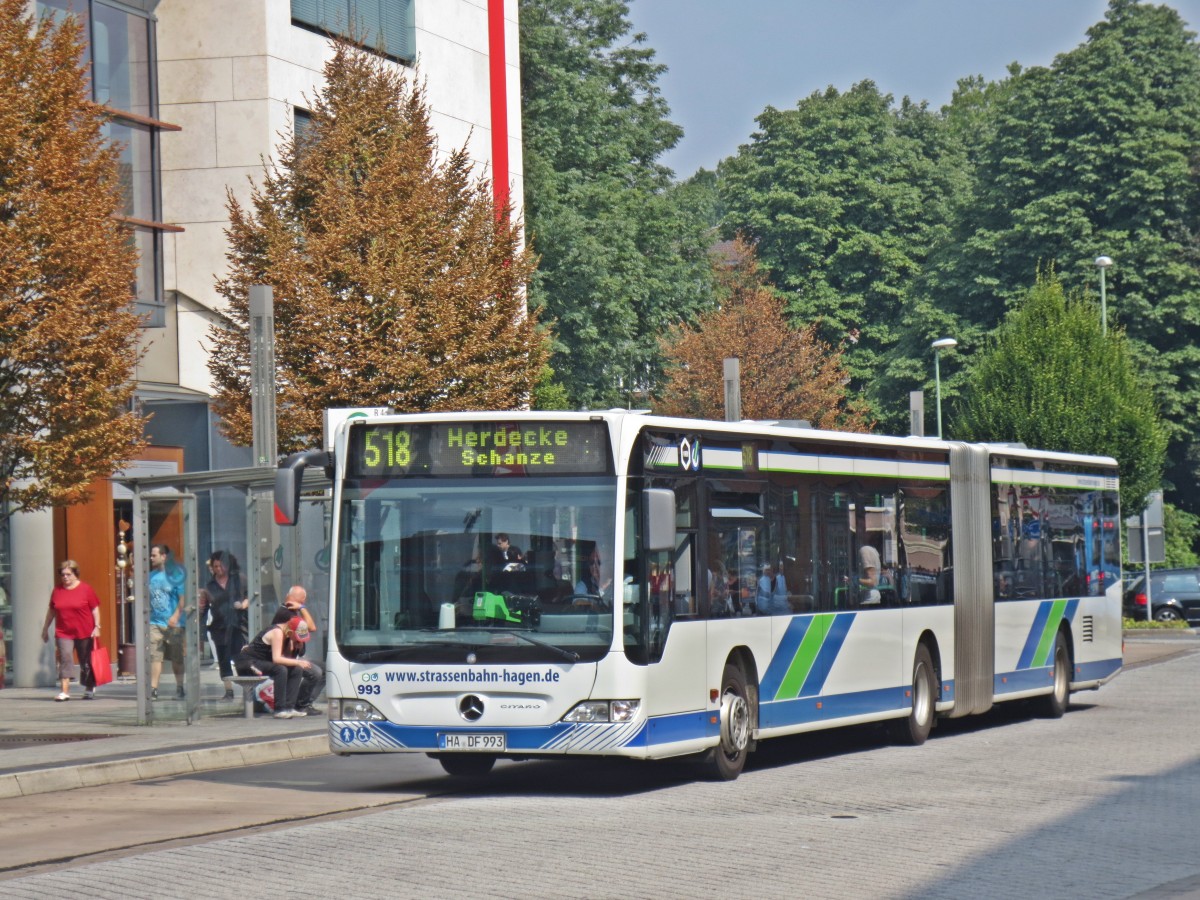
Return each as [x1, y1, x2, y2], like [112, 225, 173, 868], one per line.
[1033, 599, 1067, 667]
[778, 614, 834, 698]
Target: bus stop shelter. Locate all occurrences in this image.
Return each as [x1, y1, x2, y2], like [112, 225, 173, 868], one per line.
[115, 465, 329, 725]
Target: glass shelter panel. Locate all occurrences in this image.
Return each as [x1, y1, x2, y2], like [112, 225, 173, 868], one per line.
[134, 494, 199, 724]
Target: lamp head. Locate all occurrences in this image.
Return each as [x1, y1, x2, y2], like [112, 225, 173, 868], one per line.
[931, 338, 958, 351]
[1094, 256, 1113, 269]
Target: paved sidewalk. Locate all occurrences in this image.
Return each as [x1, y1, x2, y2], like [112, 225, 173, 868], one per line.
[0, 665, 327, 800]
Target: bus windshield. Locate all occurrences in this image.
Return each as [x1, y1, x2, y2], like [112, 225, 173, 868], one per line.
[334, 477, 618, 664]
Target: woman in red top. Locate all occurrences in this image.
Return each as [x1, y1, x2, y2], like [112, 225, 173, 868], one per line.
[41, 560, 102, 701]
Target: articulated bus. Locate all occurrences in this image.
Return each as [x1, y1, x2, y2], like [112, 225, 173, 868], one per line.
[275, 411, 1123, 780]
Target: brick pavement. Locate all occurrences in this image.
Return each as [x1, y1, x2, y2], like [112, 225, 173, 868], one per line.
[2, 636, 1198, 898]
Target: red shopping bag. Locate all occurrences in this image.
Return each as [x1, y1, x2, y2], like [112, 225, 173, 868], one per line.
[91, 642, 114, 686]
[254, 678, 275, 712]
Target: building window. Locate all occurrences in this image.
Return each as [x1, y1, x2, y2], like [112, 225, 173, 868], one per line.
[37, 0, 175, 328]
[294, 107, 313, 143]
[291, 0, 415, 64]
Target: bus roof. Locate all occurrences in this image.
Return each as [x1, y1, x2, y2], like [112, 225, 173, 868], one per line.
[338, 409, 1118, 470]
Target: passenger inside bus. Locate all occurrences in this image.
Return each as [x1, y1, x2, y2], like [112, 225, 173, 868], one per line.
[859, 543, 882, 605]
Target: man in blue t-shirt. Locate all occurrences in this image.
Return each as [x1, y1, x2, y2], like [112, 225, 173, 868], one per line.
[148, 544, 186, 700]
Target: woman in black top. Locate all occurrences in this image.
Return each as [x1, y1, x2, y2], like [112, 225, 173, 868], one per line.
[235, 615, 313, 719]
[207, 550, 249, 700]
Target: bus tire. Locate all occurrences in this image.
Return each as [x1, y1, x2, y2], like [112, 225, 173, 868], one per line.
[890, 644, 936, 746]
[704, 664, 752, 781]
[1036, 632, 1071, 719]
[433, 754, 496, 778]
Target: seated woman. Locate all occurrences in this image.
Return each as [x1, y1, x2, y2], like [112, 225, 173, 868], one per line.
[235, 616, 315, 719]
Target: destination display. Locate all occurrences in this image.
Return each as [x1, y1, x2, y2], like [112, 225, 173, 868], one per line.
[347, 421, 612, 477]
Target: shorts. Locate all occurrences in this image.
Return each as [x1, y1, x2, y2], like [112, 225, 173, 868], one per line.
[149, 625, 185, 664]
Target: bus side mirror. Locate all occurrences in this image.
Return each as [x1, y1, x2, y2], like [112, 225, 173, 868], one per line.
[274, 465, 300, 525]
[274, 449, 332, 525]
[644, 488, 675, 552]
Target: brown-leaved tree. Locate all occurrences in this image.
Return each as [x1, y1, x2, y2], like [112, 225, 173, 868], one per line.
[0, 0, 146, 519]
[655, 239, 872, 431]
[209, 40, 545, 453]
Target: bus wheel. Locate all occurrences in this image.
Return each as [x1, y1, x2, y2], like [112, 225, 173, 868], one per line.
[433, 754, 496, 778]
[706, 665, 752, 781]
[1036, 632, 1071, 718]
[890, 644, 936, 746]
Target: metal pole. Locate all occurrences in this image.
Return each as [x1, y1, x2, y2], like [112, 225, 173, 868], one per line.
[1142, 508, 1153, 623]
[1095, 256, 1112, 337]
[1099, 266, 1107, 337]
[723, 358, 741, 423]
[934, 351, 943, 440]
[909, 390, 925, 437]
[249, 285, 277, 468]
[930, 338, 956, 440]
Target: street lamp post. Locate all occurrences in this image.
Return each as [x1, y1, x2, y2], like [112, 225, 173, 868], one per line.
[1094, 256, 1113, 336]
[931, 338, 957, 440]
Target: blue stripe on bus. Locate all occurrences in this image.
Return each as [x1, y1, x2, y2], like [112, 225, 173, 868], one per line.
[759, 684, 906, 729]
[759, 616, 814, 702]
[800, 613, 855, 697]
[1016, 601, 1054, 670]
[332, 710, 714, 754]
[1075, 657, 1121, 682]
[636, 709, 714, 746]
[1017, 598, 1081, 670]
[994, 665, 1057, 695]
[1063, 598, 1079, 625]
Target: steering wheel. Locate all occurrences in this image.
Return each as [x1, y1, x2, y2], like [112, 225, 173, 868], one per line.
[569, 593, 609, 610]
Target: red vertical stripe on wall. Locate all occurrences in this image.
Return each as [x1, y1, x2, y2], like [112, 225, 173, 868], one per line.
[488, 0, 509, 217]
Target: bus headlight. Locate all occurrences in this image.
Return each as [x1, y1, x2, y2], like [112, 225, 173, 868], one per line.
[336, 699, 386, 721]
[609, 699, 640, 722]
[562, 700, 640, 723]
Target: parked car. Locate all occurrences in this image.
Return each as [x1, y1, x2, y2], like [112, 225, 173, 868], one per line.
[1123, 568, 1200, 624]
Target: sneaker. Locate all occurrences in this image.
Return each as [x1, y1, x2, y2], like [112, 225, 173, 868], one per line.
[83, 690, 94, 700]
[176, 686, 185, 699]
[54, 692, 70, 702]
[298, 705, 323, 715]
[151, 688, 158, 700]
[223, 689, 235, 701]
[273, 709, 299, 719]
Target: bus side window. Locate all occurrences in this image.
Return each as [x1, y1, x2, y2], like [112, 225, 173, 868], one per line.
[673, 534, 696, 618]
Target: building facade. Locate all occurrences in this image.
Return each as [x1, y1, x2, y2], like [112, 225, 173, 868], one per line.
[4, 0, 524, 686]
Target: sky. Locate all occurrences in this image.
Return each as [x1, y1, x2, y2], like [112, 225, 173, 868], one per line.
[624, 0, 1200, 178]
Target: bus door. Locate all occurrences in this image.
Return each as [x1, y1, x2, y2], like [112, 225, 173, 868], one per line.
[811, 483, 854, 611]
[635, 479, 708, 715]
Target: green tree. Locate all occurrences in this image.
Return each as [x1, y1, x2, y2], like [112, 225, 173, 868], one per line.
[955, 272, 1166, 514]
[1161, 502, 1200, 567]
[208, 40, 544, 452]
[0, 0, 146, 519]
[718, 81, 968, 405]
[520, 0, 714, 408]
[655, 239, 871, 430]
[920, 0, 1200, 508]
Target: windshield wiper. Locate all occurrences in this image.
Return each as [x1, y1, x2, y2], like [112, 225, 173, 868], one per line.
[356, 642, 478, 661]
[356, 648, 418, 662]
[461, 627, 580, 663]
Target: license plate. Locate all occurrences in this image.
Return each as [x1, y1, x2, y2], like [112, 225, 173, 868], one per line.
[438, 733, 506, 751]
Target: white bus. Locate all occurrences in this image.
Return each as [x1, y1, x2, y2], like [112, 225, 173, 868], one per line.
[275, 411, 1123, 780]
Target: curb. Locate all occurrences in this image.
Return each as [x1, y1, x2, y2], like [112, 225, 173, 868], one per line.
[0, 734, 330, 800]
